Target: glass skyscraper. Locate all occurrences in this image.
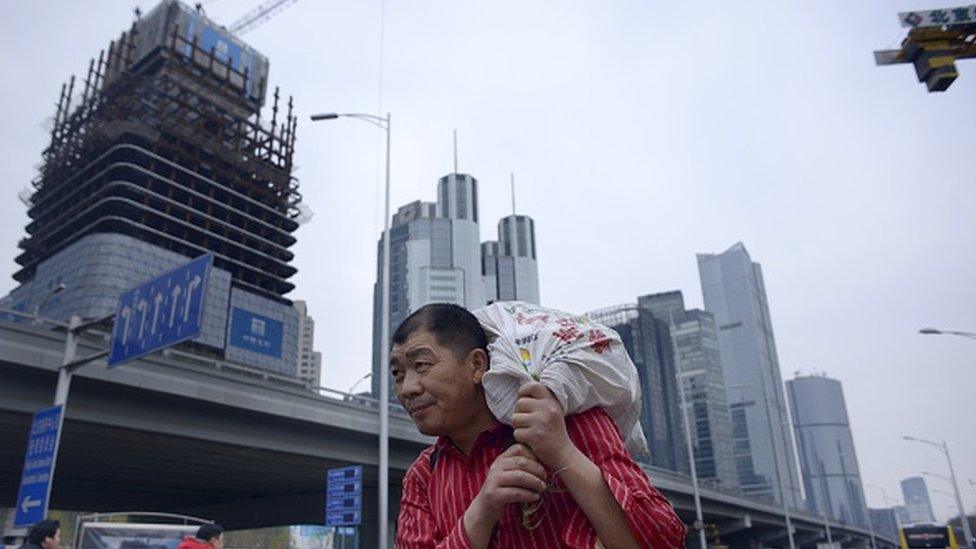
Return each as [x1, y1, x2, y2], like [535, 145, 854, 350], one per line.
[639, 291, 737, 489]
[787, 374, 869, 526]
[587, 303, 688, 473]
[371, 174, 485, 396]
[482, 214, 539, 304]
[900, 476, 937, 524]
[697, 242, 802, 506]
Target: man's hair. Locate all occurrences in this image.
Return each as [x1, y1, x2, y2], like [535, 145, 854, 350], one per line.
[195, 523, 224, 542]
[27, 520, 59, 544]
[392, 303, 488, 361]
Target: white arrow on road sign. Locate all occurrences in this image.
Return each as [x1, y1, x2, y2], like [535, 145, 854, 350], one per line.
[137, 299, 149, 339]
[120, 306, 132, 342]
[183, 275, 201, 322]
[151, 293, 163, 335]
[169, 285, 182, 328]
[20, 495, 40, 514]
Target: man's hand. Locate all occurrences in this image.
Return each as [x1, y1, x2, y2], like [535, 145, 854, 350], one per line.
[511, 382, 577, 470]
[464, 443, 547, 547]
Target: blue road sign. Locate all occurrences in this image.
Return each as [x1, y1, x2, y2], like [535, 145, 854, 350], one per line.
[326, 511, 362, 527]
[328, 466, 363, 483]
[327, 494, 362, 511]
[326, 466, 362, 527]
[108, 253, 213, 368]
[14, 405, 63, 528]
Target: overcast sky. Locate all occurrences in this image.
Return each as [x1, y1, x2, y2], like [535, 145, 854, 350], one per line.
[2, 0, 974, 521]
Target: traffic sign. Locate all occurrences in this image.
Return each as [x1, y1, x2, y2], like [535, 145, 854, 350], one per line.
[108, 253, 213, 368]
[899, 6, 976, 28]
[327, 494, 362, 511]
[14, 405, 63, 528]
[328, 465, 362, 482]
[326, 466, 362, 527]
[326, 510, 362, 527]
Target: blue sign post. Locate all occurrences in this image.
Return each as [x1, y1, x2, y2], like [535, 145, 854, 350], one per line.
[326, 466, 363, 527]
[13, 405, 63, 528]
[108, 253, 213, 368]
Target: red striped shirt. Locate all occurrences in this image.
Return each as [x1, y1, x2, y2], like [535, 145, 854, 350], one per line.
[396, 407, 686, 548]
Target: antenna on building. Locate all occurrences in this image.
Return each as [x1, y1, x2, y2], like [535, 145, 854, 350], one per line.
[452, 129, 458, 174]
[510, 173, 516, 216]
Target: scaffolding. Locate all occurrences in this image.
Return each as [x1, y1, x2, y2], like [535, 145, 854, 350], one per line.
[18, 20, 302, 301]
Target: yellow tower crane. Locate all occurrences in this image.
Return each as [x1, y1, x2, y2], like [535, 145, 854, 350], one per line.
[875, 5, 976, 92]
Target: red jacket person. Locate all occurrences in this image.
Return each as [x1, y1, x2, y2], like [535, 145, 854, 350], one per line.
[391, 303, 686, 548]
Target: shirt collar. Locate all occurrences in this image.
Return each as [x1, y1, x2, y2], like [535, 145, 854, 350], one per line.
[435, 417, 511, 454]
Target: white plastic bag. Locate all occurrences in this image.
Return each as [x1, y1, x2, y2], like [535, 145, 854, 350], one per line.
[473, 301, 648, 457]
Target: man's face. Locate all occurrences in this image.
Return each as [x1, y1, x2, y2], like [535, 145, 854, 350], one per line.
[41, 528, 60, 549]
[209, 533, 224, 548]
[390, 330, 485, 438]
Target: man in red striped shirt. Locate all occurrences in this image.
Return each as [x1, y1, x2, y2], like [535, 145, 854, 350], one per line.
[391, 304, 686, 548]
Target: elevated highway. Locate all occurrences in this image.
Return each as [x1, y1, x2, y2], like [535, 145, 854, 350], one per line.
[0, 319, 892, 547]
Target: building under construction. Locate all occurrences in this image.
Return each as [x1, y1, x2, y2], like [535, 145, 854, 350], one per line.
[2, 0, 304, 375]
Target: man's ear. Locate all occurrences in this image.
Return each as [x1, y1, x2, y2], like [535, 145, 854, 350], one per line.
[467, 348, 488, 383]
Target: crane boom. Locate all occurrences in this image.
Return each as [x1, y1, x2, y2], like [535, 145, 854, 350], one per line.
[228, 0, 298, 35]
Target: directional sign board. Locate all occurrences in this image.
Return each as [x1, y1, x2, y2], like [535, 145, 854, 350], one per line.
[326, 466, 362, 527]
[108, 253, 213, 368]
[14, 405, 63, 528]
[899, 5, 976, 28]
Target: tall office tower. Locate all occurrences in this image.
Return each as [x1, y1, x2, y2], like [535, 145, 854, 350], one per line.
[697, 242, 802, 506]
[869, 508, 901, 543]
[787, 374, 869, 525]
[0, 1, 301, 375]
[293, 300, 322, 388]
[638, 291, 737, 489]
[587, 304, 688, 473]
[893, 506, 911, 526]
[900, 477, 937, 524]
[370, 172, 485, 396]
[481, 215, 539, 304]
[481, 241, 499, 304]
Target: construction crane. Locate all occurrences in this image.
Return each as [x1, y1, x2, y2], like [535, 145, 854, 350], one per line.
[875, 5, 976, 92]
[226, 0, 298, 35]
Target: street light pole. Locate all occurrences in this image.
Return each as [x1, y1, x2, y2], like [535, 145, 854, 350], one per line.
[867, 483, 903, 546]
[675, 370, 707, 549]
[348, 372, 373, 395]
[730, 383, 796, 549]
[310, 112, 392, 548]
[918, 327, 976, 341]
[904, 436, 974, 549]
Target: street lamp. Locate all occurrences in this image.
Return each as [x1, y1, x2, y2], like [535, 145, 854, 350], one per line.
[922, 471, 952, 483]
[866, 484, 903, 531]
[675, 370, 707, 549]
[311, 111, 392, 549]
[32, 283, 66, 323]
[918, 327, 976, 341]
[347, 372, 372, 395]
[904, 436, 974, 548]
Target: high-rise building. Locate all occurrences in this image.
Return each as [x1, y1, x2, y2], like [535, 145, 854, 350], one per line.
[639, 291, 737, 489]
[869, 508, 901, 543]
[901, 476, 937, 524]
[293, 300, 322, 388]
[587, 303, 687, 473]
[482, 214, 539, 304]
[0, 0, 301, 375]
[371, 173, 485, 396]
[697, 242, 802, 506]
[894, 505, 911, 526]
[787, 374, 869, 525]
